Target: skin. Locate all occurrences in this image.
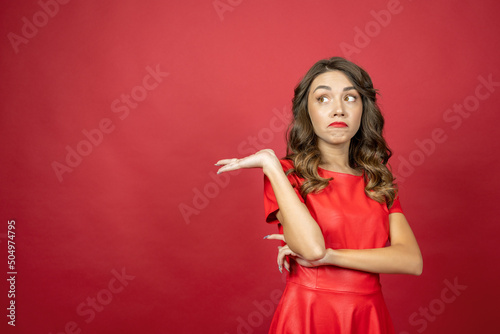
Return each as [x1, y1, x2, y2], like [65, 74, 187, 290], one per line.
[216, 71, 423, 276]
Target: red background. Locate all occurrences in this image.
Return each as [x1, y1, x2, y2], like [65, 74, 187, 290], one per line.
[1, 1, 499, 333]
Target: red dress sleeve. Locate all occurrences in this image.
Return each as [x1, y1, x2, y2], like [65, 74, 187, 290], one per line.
[263, 160, 305, 224]
[388, 195, 403, 214]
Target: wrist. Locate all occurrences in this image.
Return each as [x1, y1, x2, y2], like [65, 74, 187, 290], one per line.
[263, 160, 283, 178]
[318, 248, 337, 266]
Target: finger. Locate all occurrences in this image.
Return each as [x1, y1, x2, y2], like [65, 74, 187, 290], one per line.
[277, 246, 283, 267]
[215, 158, 239, 173]
[277, 245, 294, 271]
[282, 247, 298, 258]
[284, 259, 290, 272]
[215, 158, 239, 166]
[276, 246, 287, 272]
[263, 234, 285, 242]
[216, 159, 242, 174]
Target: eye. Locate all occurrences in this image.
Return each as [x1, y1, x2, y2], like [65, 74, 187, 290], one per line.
[317, 96, 330, 103]
[344, 95, 357, 102]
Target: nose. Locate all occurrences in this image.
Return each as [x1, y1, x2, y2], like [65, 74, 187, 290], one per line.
[330, 98, 345, 117]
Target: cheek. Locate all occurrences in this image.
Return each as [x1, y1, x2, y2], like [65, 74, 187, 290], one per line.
[350, 108, 363, 132]
[354, 107, 363, 124]
[307, 103, 320, 126]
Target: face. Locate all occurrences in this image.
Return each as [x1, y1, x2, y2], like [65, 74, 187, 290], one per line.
[307, 71, 363, 149]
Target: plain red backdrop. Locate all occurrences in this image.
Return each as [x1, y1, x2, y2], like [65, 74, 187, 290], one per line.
[1, 0, 499, 333]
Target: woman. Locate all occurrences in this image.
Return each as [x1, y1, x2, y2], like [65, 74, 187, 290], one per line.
[215, 57, 422, 334]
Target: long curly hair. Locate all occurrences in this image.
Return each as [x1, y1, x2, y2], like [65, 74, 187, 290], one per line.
[285, 57, 397, 207]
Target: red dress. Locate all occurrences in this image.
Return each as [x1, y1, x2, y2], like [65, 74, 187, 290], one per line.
[263, 159, 403, 334]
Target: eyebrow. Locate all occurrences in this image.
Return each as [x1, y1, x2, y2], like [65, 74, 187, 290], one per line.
[312, 85, 356, 93]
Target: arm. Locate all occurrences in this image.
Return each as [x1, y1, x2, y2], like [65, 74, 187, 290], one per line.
[266, 166, 326, 261]
[216, 149, 326, 261]
[275, 212, 423, 275]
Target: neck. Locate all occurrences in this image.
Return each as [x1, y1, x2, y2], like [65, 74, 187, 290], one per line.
[317, 141, 353, 172]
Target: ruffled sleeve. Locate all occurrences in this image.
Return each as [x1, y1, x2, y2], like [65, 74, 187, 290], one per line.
[263, 159, 305, 223]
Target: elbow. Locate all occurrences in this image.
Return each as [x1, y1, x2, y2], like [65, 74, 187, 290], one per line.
[394, 244, 423, 276]
[409, 255, 423, 276]
[301, 245, 327, 262]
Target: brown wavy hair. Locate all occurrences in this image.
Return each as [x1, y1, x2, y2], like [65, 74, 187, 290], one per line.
[285, 57, 397, 207]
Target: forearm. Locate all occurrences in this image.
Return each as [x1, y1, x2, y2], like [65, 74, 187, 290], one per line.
[265, 166, 325, 261]
[320, 244, 423, 275]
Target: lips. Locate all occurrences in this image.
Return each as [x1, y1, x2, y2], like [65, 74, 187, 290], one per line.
[328, 122, 348, 128]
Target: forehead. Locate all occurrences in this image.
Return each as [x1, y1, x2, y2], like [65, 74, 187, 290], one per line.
[309, 71, 354, 92]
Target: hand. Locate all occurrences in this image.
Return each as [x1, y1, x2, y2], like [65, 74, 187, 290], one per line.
[215, 149, 281, 176]
[265, 234, 326, 273]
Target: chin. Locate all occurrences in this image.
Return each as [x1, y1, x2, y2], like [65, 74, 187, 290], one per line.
[330, 135, 352, 143]
[320, 138, 351, 147]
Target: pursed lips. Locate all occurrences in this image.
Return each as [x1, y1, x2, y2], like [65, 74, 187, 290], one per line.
[328, 122, 348, 128]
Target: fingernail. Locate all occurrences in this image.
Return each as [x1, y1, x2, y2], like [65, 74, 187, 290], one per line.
[285, 267, 290, 272]
[278, 266, 282, 274]
[217, 171, 222, 174]
[214, 163, 221, 166]
[263, 235, 270, 239]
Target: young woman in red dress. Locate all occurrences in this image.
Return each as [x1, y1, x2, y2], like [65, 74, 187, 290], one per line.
[215, 57, 423, 334]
